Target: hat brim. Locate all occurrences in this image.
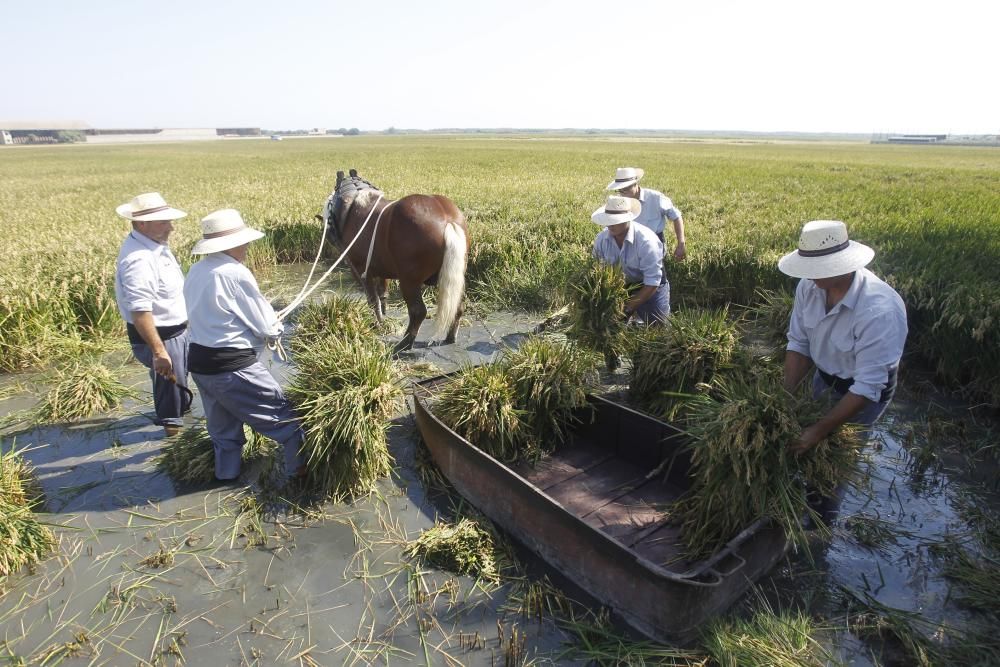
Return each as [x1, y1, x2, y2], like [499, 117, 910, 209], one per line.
[116, 203, 187, 221]
[591, 199, 641, 226]
[606, 178, 639, 191]
[191, 228, 266, 255]
[777, 241, 875, 279]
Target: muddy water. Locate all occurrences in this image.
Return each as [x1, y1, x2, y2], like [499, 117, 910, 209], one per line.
[1, 263, 998, 665]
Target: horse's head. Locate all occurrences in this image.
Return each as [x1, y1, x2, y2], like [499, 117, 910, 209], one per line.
[320, 169, 383, 246]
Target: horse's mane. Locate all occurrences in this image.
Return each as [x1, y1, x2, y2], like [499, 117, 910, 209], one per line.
[336, 175, 383, 203]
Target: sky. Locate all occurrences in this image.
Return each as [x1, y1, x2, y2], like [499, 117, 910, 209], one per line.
[2, 0, 997, 134]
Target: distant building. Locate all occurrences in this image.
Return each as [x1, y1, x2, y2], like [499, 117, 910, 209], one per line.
[0, 122, 261, 145]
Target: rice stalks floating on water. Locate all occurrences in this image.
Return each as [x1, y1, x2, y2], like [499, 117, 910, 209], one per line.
[677, 367, 862, 557]
[156, 423, 278, 485]
[404, 517, 505, 583]
[568, 260, 632, 371]
[434, 337, 597, 464]
[35, 360, 131, 422]
[287, 335, 403, 499]
[703, 604, 825, 667]
[0, 443, 54, 576]
[630, 308, 740, 420]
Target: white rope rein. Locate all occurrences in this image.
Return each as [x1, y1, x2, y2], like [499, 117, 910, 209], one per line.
[361, 201, 394, 280]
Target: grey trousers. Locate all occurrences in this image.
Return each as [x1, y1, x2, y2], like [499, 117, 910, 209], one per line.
[191, 362, 305, 480]
[633, 282, 671, 324]
[131, 330, 190, 428]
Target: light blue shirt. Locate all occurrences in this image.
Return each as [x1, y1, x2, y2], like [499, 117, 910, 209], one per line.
[592, 222, 664, 287]
[634, 188, 681, 236]
[184, 253, 283, 351]
[114, 231, 187, 326]
[786, 268, 908, 403]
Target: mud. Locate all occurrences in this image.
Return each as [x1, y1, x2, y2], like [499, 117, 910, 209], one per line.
[1, 263, 998, 665]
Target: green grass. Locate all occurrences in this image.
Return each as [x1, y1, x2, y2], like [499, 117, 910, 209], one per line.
[2, 137, 999, 405]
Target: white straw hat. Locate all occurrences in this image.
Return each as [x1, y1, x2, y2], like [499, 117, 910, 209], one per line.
[592, 195, 642, 226]
[777, 220, 875, 279]
[606, 167, 645, 191]
[191, 209, 265, 255]
[116, 192, 187, 221]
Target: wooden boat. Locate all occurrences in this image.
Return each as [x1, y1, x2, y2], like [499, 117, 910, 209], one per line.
[412, 374, 788, 643]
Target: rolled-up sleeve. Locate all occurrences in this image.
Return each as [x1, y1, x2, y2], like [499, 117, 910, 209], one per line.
[118, 254, 157, 313]
[638, 237, 664, 286]
[786, 281, 811, 357]
[659, 193, 682, 222]
[231, 274, 282, 340]
[849, 307, 908, 402]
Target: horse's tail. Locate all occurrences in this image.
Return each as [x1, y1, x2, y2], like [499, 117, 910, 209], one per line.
[433, 222, 467, 341]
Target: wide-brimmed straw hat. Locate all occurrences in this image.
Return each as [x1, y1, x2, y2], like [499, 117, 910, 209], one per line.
[116, 192, 187, 221]
[592, 195, 642, 226]
[606, 167, 645, 191]
[191, 209, 265, 255]
[778, 220, 875, 279]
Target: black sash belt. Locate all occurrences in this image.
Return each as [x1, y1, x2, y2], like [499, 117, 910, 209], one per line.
[127, 321, 187, 345]
[188, 343, 257, 375]
[818, 366, 897, 403]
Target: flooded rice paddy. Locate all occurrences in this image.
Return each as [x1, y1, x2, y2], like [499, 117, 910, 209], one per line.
[1, 264, 998, 665]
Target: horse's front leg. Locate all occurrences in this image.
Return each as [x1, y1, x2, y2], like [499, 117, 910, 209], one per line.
[364, 276, 384, 325]
[393, 280, 426, 354]
[375, 278, 389, 322]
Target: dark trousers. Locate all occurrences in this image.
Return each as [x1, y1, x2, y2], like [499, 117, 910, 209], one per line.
[131, 330, 190, 427]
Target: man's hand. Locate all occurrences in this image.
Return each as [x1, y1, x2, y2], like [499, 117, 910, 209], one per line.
[673, 242, 686, 261]
[789, 423, 825, 455]
[152, 349, 173, 378]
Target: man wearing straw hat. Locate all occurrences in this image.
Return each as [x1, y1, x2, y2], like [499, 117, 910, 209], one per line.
[114, 192, 191, 437]
[592, 194, 670, 323]
[607, 167, 687, 260]
[778, 220, 907, 455]
[183, 209, 305, 483]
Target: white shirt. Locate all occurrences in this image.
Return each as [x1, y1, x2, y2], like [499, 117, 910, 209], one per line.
[634, 188, 682, 236]
[786, 268, 908, 403]
[592, 222, 665, 287]
[184, 253, 283, 350]
[114, 231, 187, 326]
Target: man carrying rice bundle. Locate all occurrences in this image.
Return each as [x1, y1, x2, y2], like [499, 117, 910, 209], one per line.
[606, 166, 687, 259]
[183, 209, 306, 484]
[591, 194, 670, 323]
[779, 220, 908, 453]
[114, 193, 191, 437]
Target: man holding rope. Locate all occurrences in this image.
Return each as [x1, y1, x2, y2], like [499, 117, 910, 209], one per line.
[114, 193, 191, 437]
[183, 209, 305, 484]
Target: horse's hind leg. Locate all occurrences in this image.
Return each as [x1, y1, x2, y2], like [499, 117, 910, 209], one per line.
[393, 280, 426, 354]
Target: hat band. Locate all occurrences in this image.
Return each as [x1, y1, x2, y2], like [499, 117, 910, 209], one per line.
[798, 240, 850, 257]
[133, 205, 169, 217]
[614, 177, 637, 183]
[203, 225, 247, 239]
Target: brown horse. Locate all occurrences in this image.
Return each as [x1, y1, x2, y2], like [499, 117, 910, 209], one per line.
[321, 169, 469, 353]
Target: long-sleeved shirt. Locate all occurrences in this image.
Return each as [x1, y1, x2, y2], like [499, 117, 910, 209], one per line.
[184, 253, 282, 351]
[786, 268, 908, 403]
[114, 231, 187, 325]
[592, 222, 665, 287]
[634, 188, 681, 236]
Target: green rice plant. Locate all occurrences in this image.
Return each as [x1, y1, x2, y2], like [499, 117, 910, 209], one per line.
[929, 536, 1000, 615]
[403, 517, 504, 583]
[432, 364, 533, 463]
[557, 608, 708, 666]
[502, 336, 598, 449]
[0, 444, 54, 577]
[677, 367, 862, 557]
[287, 335, 403, 498]
[34, 360, 131, 422]
[568, 260, 632, 371]
[703, 605, 825, 667]
[629, 308, 740, 420]
[290, 293, 378, 353]
[748, 288, 795, 347]
[155, 423, 278, 485]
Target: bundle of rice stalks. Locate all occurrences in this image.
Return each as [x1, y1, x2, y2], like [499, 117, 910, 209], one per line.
[502, 336, 598, 448]
[433, 364, 532, 463]
[290, 293, 378, 353]
[749, 288, 795, 346]
[703, 606, 825, 667]
[34, 360, 131, 422]
[156, 424, 279, 485]
[568, 260, 632, 371]
[287, 335, 402, 498]
[403, 517, 505, 583]
[629, 308, 740, 420]
[0, 445, 54, 576]
[677, 368, 862, 557]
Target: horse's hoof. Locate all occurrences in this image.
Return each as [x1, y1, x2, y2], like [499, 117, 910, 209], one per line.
[392, 335, 416, 355]
[443, 335, 456, 345]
